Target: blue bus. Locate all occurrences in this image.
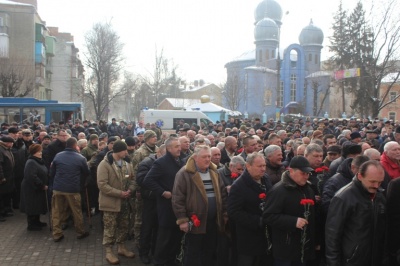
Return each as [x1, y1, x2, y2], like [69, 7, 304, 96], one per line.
[0, 98, 82, 124]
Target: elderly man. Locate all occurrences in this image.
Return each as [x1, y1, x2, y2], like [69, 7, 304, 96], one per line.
[305, 144, 324, 196]
[172, 145, 227, 266]
[143, 137, 183, 266]
[97, 140, 135, 264]
[218, 156, 245, 193]
[211, 147, 223, 169]
[263, 156, 316, 265]
[179, 136, 192, 161]
[381, 141, 400, 179]
[220, 136, 238, 165]
[228, 153, 272, 265]
[326, 160, 386, 266]
[264, 145, 285, 185]
[51, 138, 90, 242]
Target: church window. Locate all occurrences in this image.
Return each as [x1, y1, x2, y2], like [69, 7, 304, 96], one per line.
[277, 81, 284, 107]
[309, 54, 312, 61]
[290, 74, 297, 102]
[264, 89, 272, 105]
[315, 54, 319, 64]
[272, 49, 276, 59]
[266, 50, 269, 60]
[259, 50, 262, 63]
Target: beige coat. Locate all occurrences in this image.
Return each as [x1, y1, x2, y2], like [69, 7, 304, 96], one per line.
[97, 152, 135, 212]
[172, 157, 227, 234]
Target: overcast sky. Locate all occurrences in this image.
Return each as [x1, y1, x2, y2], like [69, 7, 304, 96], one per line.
[37, 0, 370, 84]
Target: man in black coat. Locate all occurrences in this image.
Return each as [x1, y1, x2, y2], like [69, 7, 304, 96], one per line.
[220, 136, 238, 165]
[263, 156, 317, 265]
[321, 156, 369, 214]
[325, 160, 386, 266]
[0, 137, 15, 220]
[143, 137, 183, 266]
[386, 177, 400, 266]
[136, 145, 166, 264]
[228, 152, 272, 265]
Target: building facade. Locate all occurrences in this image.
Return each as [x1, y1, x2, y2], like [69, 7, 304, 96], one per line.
[224, 0, 331, 119]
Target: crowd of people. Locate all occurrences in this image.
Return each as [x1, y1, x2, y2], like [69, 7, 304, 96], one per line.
[0, 115, 399, 266]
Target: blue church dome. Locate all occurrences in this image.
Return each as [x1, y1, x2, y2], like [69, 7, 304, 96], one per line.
[254, 0, 283, 25]
[254, 17, 279, 42]
[299, 19, 324, 46]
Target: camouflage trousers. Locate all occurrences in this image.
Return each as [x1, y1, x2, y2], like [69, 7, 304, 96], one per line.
[102, 203, 130, 247]
[133, 198, 143, 247]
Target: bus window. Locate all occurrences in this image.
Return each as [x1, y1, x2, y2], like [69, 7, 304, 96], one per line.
[22, 107, 44, 124]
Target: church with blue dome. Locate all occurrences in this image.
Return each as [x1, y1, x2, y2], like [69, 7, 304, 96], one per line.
[224, 0, 331, 119]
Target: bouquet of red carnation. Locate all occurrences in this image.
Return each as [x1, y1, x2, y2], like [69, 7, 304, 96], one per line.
[315, 166, 329, 173]
[231, 172, 239, 179]
[189, 214, 201, 231]
[300, 198, 315, 263]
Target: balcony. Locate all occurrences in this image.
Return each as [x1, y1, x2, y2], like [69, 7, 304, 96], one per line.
[45, 36, 56, 57]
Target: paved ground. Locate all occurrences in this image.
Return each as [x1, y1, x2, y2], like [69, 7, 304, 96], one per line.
[0, 210, 146, 266]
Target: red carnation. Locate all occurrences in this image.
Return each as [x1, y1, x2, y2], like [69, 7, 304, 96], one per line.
[259, 193, 266, 199]
[315, 166, 329, 173]
[300, 199, 315, 206]
[231, 172, 239, 179]
[191, 214, 201, 227]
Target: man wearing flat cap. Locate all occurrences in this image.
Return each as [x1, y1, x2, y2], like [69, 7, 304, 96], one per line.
[131, 130, 158, 249]
[0, 136, 15, 220]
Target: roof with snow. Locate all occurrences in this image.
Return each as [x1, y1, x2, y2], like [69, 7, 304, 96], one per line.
[306, 71, 332, 78]
[186, 102, 242, 116]
[244, 66, 277, 74]
[0, 0, 33, 6]
[159, 98, 201, 109]
[382, 72, 400, 83]
[227, 50, 255, 63]
[181, 83, 220, 93]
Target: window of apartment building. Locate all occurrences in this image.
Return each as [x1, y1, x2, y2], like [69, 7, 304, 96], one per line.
[290, 74, 297, 102]
[390, 91, 397, 102]
[389, 112, 396, 121]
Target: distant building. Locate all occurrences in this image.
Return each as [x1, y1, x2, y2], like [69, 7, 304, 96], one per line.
[224, 0, 330, 119]
[379, 73, 400, 122]
[181, 81, 222, 106]
[47, 27, 85, 103]
[158, 98, 201, 110]
[0, 0, 52, 99]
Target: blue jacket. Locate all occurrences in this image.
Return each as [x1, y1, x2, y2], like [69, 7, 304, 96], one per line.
[51, 148, 90, 193]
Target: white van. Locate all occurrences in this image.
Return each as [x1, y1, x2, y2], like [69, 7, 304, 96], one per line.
[140, 109, 213, 130]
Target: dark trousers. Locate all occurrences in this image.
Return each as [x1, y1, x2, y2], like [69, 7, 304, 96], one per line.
[183, 221, 217, 266]
[0, 193, 12, 214]
[153, 225, 182, 266]
[27, 215, 40, 226]
[273, 258, 304, 266]
[237, 253, 271, 266]
[217, 221, 237, 266]
[139, 198, 158, 256]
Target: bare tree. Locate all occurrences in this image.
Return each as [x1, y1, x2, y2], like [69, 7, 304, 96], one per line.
[223, 72, 243, 111]
[83, 21, 125, 121]
[0, 58, 35, 97]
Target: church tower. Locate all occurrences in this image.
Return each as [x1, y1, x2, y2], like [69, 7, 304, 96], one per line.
[299, 19, 324, 74]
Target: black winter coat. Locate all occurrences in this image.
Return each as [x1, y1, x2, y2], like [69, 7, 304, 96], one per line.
[384, 178, 400, 265]
[262, 171, 316, 261]
[325, 177, 386, 266]
[136, 154, 157, 200]
[143, 152, 184, 227]
[228, 169, 272, 256]
[11, 139, 27, 184]
[20, 156, 48, 215]
[0, 143, 15, 194]
[321, 158, 353, 214]
[43, 139, 66, 170]
[217, 164, 234, 188]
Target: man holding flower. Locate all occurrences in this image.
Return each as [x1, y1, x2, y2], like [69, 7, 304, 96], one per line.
[263, 156, 317, 266]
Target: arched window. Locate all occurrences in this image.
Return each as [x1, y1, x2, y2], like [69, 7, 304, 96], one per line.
[309, 54, 312, 61]
[315, 54, 319, 64]
[266, 50, 270, 60]
[290, 74, 297, 102]
[259, 50, 262, 63]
